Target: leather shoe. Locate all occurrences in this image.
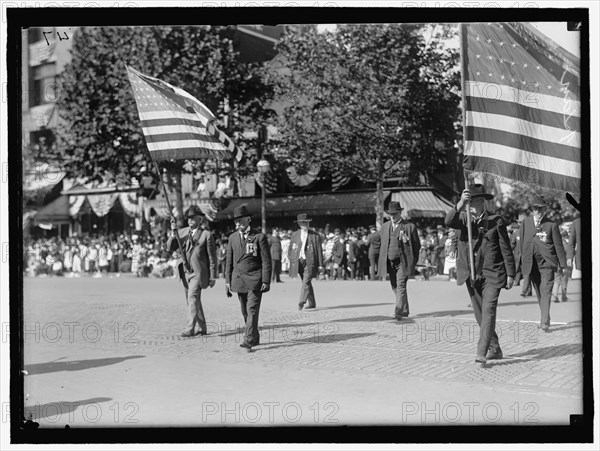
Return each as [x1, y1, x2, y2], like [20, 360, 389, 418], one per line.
[486, 350, 503, 360]
[552, 296, 559, 303]
[392, 316, 402, 321]
[540, 325, 550, 332]
[298, 305, 304, 310]
[304, 305, 316, 310]
[475, 355, 487, 365]
[180, 331, 195, 338]
[240, 342, 252, 350]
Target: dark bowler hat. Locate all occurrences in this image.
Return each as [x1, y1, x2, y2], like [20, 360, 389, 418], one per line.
[294, 213, 313, 223]
[468, 183, 493, 200]
[185, 205, 204, 218]
[232, 204, 252, 220]
[530, 195, 549, 207]
[385, 201, 404, 214]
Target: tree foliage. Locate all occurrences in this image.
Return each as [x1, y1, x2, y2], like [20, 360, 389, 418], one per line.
[270, 24, 461, 226]
[49, 25, 273, 220]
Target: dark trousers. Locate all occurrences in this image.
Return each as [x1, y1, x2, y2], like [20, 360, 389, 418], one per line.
[298, 258, 316, 308]
[553, 266, 571, 300]
[528, 256, 555, 328]
[369, 252, 379, 280]
[520, 274, 532, 295]
[387, 259, 410, 317]
[271, 259, 282, 282]
[182, 276, 207, 334]
[238, 290, 262, 346]
[466, 278, 502, 358]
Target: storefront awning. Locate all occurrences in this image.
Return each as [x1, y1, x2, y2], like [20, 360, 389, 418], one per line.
[217, 191, 391, 221]
[33, 195, 71, 224]
[390, 189, 454, 218]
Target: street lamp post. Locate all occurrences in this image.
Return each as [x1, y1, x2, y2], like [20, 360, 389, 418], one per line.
[256, 159, 271, 234]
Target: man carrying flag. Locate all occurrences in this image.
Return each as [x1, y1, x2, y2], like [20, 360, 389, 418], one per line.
[446, 184, 515, 366]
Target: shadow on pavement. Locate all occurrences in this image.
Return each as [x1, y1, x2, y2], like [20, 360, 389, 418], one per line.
[260, 332, 377, 351]
[334, 315, 416, 324]
[411, 309, 472, 319]
[319, 302, 393, 310]
[500, 343, 582, 364]
[25, 397, 113, 421]
[25, 355, 146, 375]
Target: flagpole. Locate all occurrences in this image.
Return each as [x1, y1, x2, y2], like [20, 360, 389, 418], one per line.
[152, 160, 190, 272]
[459, 23, 476, 282]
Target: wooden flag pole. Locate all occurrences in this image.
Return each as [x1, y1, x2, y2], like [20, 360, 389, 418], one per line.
[459, 24, 477, 282]
[152, 160, 190, 272]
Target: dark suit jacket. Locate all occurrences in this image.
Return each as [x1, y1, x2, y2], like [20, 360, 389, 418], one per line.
[288, 229, 323, 278]
[377, 220, 421, 278]
[225, 228, 272, 293]
[519, 216, 567, 274]
[167, 227, 217, 288]
[445, 209, 515, 288]
[366, 231, 381, 256]
[569, 217, 581, 269]
[332, 240, 347, 265]
[268, 235, 282, 260]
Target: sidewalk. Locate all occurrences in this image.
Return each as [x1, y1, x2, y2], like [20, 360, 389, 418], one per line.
[21, 275, 585, 427]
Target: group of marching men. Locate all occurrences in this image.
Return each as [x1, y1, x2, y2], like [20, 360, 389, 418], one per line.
[168, 183, 581, 362]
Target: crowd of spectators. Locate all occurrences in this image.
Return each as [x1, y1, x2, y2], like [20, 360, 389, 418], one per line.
[24, 217, 576, 292]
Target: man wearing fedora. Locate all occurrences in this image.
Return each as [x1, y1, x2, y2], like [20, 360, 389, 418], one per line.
[445, 184, 515, 365]
[225, 205, 272, 350]
[519, 194, 567, 332]
[288, 213, 324, 310]
[168, 206, 217, 338]
[377, 201, 421, 320]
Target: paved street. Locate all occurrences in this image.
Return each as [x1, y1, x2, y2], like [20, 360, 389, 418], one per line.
[21, 273, 585, 427]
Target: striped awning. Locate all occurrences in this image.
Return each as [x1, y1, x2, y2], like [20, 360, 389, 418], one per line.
[390, 190, 454, 218]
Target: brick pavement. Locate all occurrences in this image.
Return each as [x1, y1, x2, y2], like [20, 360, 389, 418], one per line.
[22, 275, 584, 402]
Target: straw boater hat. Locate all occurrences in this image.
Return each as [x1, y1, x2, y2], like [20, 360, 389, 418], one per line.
[468, 183, 493, 200]
[232, 205, 252, 220]
[294, 213, 312, 223]
[385, 201, 404, 214]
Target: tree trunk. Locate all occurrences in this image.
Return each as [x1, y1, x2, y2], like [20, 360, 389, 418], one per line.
[375, 153, 384, 230]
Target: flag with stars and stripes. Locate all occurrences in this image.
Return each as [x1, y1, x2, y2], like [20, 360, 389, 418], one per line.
[460, 22, 580, 194]
[126, 65, 243, 163]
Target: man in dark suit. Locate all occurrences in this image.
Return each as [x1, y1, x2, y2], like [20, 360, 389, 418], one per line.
[446, 184, 515, 365]
[519, 195, 567, 332]
[268, 228, 283, 283]
[168, 206, 217, 338]
[288, 213, 324, 310]
[347, 233, 359, 280]
[377, 201, 421, 320]
[433, 225, 448, 276]
[366, 225, 381, 280]
[225, 205, 272, 350]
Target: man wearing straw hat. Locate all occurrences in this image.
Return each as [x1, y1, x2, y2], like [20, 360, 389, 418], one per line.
[288, 213, 324, 310]
[378, 201, 421, 320]
[445, 184, 515, 365]
[519, 194, 567, 332]
[225, 205, 272, 350]
[168, 205, 217, 338]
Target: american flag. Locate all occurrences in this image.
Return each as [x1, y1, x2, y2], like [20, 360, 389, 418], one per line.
[461, 22, 580, 194]
[126, 66, 243, 162]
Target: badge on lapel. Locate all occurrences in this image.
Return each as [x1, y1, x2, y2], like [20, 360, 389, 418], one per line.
[246, 242, 257, 256]
[536, 231, 548, 243]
